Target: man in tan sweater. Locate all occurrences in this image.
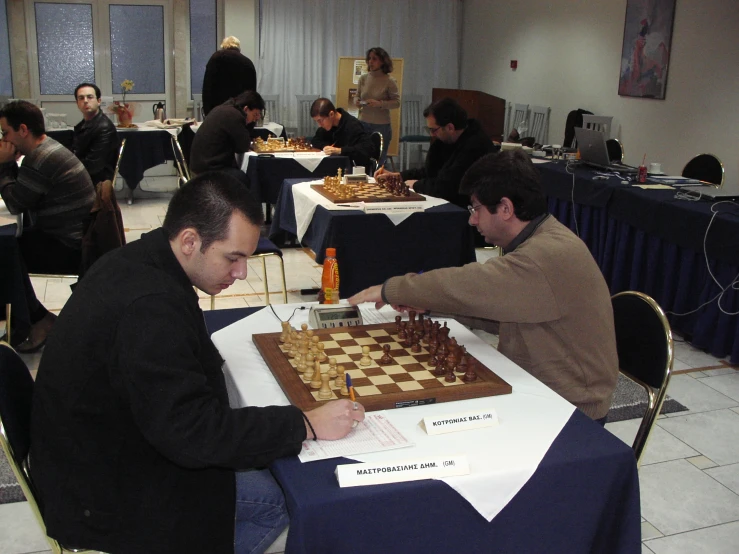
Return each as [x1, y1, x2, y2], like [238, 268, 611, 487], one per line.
[349, 151, 619, 422]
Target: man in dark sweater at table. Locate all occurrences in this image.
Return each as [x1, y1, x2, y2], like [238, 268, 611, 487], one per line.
[0, 100, 94, 351]
[374, 97, 497, 208]
[190, 90, 264, 185]
[72, 82, 119, 184]
[310, 97, 376, 170]
[30, 172, 365, 554]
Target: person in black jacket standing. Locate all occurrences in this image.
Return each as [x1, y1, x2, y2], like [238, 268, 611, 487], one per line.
[30, 172, 365, 554]
[202, 36, 257, 116]
[310, 97, 376, 170]
[375, 98, 497, 208]
[72, 83, 119, 185]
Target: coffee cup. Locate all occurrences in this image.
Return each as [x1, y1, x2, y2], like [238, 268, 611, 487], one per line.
[649, 162, 662, 174]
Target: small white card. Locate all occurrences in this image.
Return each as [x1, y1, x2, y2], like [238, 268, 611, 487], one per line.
[336, 454, 469, 487]
[423, 409, 499, 435]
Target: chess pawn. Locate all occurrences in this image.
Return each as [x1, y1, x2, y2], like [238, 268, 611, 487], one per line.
[279, 321, 290, 343]
[379, 344, 393, 365]
[359, 345, 372, 366]
[327, 357, 338, 379]
[444, 368, 457, 382]
[302, 359, 314, 382]
[411, 335, 422, 353]
[296, 353, 306, 374]
[317, 342, 327, 362]
[336, 364, 346, 388]
[457, 352, 469, 374]
[306, 329, 314, 340]
[395, 315, 402, 333]
[310, 360, 323, 389]
[301, 323, 309, 333]
[318, 373, 333, 400]
[398, 322, 407, 341]
[408, 310, 417, 328]
[310, 335, 320, 355]
[462, 358, 478, 382]
[305, 351, 315, 367]
[339, 367, 349, 396]
[428, 342, 438, 356]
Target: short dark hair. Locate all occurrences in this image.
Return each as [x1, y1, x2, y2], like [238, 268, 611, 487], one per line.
[74, 83, 101, 100]
[230, 90, 265, 111]
[310, 98, 335, 118]
[459, 151, 547, 221]
[162, 171, 264, 251]
[366, 47, 393, 74]
[0, 100, 46, 136]
[423, 98, 468, 130]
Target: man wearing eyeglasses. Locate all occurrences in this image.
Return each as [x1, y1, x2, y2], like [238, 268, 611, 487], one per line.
[375, 97, 496, 208]
[72, 82, 119, 185]
[351, 151, 619, 424]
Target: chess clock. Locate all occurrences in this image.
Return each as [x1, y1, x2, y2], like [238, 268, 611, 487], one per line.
[308, 305, 363, 329]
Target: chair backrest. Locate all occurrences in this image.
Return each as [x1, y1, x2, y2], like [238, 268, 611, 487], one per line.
[261, 94, 281, 124]
[508, 103, 529, 138]
[192, 94, 203, 122]
[400, 94, 427, 138]
[368, 132, 384, 174]
[112, 138, 126, 190]
[682, 153, 724, 188]
[528, 105, 550, 145]
[606, 138, 624, 163]
[296, 94, 318, 139]
[611, 291, 673, 464]
[581, 115, 613, 139]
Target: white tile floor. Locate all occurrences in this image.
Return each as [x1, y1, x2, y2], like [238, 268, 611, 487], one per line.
[2, 197, 739, 553]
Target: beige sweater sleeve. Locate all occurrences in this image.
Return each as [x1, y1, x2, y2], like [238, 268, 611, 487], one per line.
[382, 255, 561, 324]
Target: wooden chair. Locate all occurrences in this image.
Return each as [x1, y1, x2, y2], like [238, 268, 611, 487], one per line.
[581, 115, 613, 139]
[682, 153, 724, 188]
[261, 94, 281, 125]
[611, 291, 673, 465]
[528, 105, 550, 145]
[0, 342, 103, 553]
[398, 94, 430, 171]
[295, 95, 318, 139]
[507, 103, 529, 139]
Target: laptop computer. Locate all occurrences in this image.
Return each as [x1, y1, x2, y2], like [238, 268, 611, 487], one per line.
[679, 185, 739, 201]
[574, 127, 638, 174]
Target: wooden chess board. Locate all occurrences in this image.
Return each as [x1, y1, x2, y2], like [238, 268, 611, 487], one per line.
[311, 183, 426, 204]
[252, 323, 512, 412]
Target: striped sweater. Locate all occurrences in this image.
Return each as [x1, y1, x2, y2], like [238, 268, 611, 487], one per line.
[0, 136, 94, 249]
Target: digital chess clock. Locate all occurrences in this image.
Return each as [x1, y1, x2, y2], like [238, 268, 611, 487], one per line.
[308, 305, 364, 329]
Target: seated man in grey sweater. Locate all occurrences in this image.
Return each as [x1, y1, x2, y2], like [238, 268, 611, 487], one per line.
[0, 100, 95, 352]
[350, 151, 619, 423]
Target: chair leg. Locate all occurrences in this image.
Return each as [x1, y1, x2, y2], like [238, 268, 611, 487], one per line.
[210, 295, 215, 310]
[278, 256, 288, 304]
[261, 257, 270, 305]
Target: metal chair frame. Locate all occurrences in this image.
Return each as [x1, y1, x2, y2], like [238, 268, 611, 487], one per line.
[681, 153, 725, 188]
[169, 135, 191, 186]
[111, 138, 126, 191]
[192, 93, 203, 122]
[398, 94, 430, 171]
[0, 342, 103, 553]
[611, 291, 673, 465]
[209, 250, 288, 310]
[368, 131, 384, 175]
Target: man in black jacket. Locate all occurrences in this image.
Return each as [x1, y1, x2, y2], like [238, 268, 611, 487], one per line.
[30, 171, 365, 554]
[375, 98, 497, 207]
[72, 83, 119, 184]
[202, 36, 257, 116]
[310, 97, 376, 170]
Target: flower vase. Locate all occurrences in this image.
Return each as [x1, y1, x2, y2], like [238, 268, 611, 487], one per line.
[117, 106, 133, 127]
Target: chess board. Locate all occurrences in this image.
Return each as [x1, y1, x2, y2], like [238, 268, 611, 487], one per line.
[253, 323, 512, 412]
[311, 183, 426, 204]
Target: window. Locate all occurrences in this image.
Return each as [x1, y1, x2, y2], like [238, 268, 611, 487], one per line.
[189, 0, 217, 96]
[0, 0, 12, 96]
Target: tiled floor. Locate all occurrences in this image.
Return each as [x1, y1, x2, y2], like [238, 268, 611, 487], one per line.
[2, 197, 739, 553]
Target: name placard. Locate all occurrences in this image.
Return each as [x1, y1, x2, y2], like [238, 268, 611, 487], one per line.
[336, 455, 469, 487]
[423, 409, 499, 435]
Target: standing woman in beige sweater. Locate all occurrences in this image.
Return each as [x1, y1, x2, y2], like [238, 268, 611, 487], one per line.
[354, 47, 400, 166]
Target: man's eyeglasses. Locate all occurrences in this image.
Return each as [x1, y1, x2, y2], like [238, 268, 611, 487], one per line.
[467, 204, 484, 216]
[426, 125, 442, 135]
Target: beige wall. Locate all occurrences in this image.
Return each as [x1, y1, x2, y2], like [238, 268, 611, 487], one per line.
[461, 0, 739, 186]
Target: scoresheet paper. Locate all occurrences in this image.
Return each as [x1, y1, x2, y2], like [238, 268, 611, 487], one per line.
[299, 412, 414, 463]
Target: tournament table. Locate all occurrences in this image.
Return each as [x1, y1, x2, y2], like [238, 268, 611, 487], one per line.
[48, 126, 177, 195]
[204, 306, 641, 554]
[538, 160, 739, 363]
[269, 178, 477, 298]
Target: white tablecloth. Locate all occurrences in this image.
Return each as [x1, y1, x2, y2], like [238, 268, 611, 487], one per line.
[211, 304, 575, 522]
[239, 151, 330, 175]
[291, 180, 447, 242]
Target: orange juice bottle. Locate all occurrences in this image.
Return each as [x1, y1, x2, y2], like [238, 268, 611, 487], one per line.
[321, 248, 340, 304]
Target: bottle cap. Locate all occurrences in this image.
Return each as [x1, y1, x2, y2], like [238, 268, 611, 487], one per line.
[326, 248, 336, 257]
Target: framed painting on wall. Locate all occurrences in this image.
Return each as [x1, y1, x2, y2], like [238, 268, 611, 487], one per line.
[618, 0, 677, 99]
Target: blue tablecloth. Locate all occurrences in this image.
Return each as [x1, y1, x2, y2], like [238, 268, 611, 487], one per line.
[245, 156, 350, 205]
[270, 179, 477, 297]
[540, 161, 739, 362]
[203, 308, 641, 554]
[48, 128, 174, 191]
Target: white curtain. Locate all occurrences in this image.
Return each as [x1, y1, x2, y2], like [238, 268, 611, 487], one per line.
[257, 0, 462, 129]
